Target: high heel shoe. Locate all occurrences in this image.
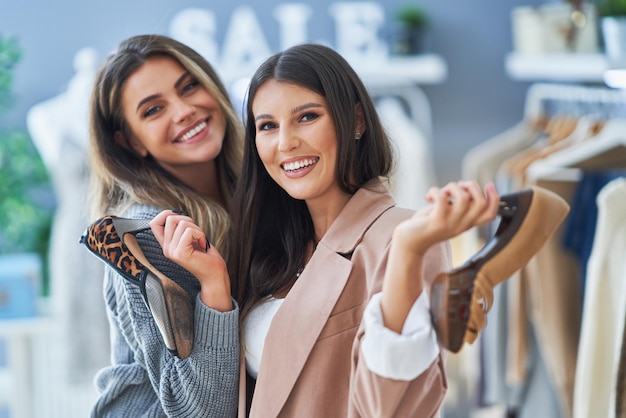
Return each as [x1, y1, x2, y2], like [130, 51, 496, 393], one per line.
[430, 186, 570, 353]
[79, 216, 194, 358]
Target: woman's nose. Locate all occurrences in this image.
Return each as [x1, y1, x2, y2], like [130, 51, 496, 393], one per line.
[173, 99, 195, 123]
[277, 128, 299, 152]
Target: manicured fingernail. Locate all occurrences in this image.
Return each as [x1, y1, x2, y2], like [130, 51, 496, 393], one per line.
[205, 238, 211, 252]
[172, 209, 185, 215]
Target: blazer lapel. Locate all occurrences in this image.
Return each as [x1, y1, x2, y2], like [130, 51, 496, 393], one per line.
[248, 179, 396, 417]
[250, 244, 353, 417]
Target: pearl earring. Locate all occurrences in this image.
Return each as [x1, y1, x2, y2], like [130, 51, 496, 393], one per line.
[355, 132, 361, 140]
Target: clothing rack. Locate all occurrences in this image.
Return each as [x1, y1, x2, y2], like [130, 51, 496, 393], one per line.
[524, 82, 626, 121]
[524, 83, 626, 181]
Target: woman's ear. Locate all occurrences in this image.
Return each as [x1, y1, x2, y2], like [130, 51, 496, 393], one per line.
[114, 130, 149, 158]
[354, 102, 366, 139]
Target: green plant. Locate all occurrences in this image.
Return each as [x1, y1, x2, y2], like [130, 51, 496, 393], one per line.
[596, 0, 626, 17]
[0, 35, 53, 294]
[390, 4, 429, 55]
[395, 4, 428, 29]
[0, 37, 21, 114]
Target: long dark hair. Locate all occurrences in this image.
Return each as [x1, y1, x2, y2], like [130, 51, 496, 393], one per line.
[231, 43, 393, 315]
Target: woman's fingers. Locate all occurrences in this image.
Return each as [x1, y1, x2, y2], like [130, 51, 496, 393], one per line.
[149, 210, 175, 246]
[423, 181, 500, 237]
[150, 210, 207, 257]
[457, 181, 490, 227]
[472, 182, 499, 225]
[400, 181, 501, 257]
[177, 226, 209, 257]
[148, 211, 228, 296]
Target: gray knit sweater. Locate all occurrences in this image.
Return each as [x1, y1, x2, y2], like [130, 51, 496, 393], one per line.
[90, 205, 239, 418]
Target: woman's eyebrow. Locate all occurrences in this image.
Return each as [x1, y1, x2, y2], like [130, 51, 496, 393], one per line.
[135, 71, 191, 112]
[291, 102, 323, 115]
[254, 102, 323, 122]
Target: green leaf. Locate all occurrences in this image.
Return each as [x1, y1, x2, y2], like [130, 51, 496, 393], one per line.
[0, 34, 53, 276]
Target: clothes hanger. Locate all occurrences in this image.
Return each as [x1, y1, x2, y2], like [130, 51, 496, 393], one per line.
[526, 117, 626, 182]
[523, 83, 626, 124]
[521, 82, 626, 181]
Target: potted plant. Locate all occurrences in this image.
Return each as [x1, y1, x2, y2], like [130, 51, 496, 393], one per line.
[597, 0, 626, 17]
[596, 0, 626, 61]
[389, 4, 429, 56]
[0, 35, 53, 296]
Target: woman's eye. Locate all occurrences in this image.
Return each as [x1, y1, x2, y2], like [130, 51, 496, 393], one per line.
[182, 80, 199, 94]
[257, 122, 276, 131]
[300, 112, 319, 122]
[143, 106, 161, 118]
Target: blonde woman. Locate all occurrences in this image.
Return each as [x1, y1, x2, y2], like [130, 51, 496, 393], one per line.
[85, 34, 242, 417]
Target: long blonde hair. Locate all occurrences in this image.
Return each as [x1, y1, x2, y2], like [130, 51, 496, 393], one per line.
[88, 34, 243, 258]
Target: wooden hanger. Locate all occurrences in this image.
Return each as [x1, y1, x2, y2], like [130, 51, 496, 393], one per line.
[526, 118, 626, 182]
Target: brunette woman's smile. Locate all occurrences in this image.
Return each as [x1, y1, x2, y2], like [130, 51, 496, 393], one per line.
[253, 80, 345, 208]
[281, 157, 320, 178]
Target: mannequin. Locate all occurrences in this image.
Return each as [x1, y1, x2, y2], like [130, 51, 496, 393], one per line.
[26, 47, 109, 384]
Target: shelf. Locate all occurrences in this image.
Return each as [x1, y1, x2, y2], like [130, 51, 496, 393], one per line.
[0, 316, 56, 337]
[348, 54, 448, 87]
[505, 52, 609, 83]
[219, 53, 447, 88]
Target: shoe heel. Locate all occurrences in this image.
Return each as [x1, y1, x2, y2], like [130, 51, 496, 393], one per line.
[117, 222, 195, 359]
[80, 215, 195, 358]
[430, 186, 569, 353]
[463, 274, 493, 345]
[145, 273, 194, 358]
[431, 267, 475, 353]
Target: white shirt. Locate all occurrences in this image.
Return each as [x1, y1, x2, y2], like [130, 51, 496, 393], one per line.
[243, 290, 439, 381]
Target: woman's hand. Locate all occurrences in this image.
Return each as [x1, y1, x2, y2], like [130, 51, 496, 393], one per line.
[381, 181, 499, 333]
[395, 181, 499, 257]
[150, 210, 233, 312]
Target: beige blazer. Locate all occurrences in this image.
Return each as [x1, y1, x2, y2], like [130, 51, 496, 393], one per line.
[239, 179, 452, 418]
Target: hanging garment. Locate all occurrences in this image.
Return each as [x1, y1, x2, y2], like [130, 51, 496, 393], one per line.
[459, 118, 546, 412]
[491, 169, 575, 418]
[466, 113, 586, 417]
[519, 113, 626, 418]
[518, 178, 581, 418]
[461, 82, 626, 418]
[376, 96, 437, 210]
[573, 177, 626, 418]
[562, 171, 626, 294]
[618, 320, 626, 418]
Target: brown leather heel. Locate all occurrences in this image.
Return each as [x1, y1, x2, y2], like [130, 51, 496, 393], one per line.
[430, 268, 474, 352]
[430, 186, 570, 353]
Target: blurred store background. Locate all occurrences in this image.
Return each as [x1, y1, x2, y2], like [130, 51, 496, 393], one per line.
[1, 0, 625, 417]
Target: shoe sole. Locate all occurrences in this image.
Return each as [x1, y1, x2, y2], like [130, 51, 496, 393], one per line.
[80, 216, 194, 358]
[112, 218, 194, 359]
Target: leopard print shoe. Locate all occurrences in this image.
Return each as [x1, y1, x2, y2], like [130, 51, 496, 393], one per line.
[80, 215, 194, 359]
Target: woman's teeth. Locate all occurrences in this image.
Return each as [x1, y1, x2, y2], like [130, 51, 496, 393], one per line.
[180, 121, 207, 142]
[283, 158, 317, 172]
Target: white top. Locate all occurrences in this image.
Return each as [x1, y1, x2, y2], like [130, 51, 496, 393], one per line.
[243, 290, 439, 381]
[243, 296, 284, 379]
